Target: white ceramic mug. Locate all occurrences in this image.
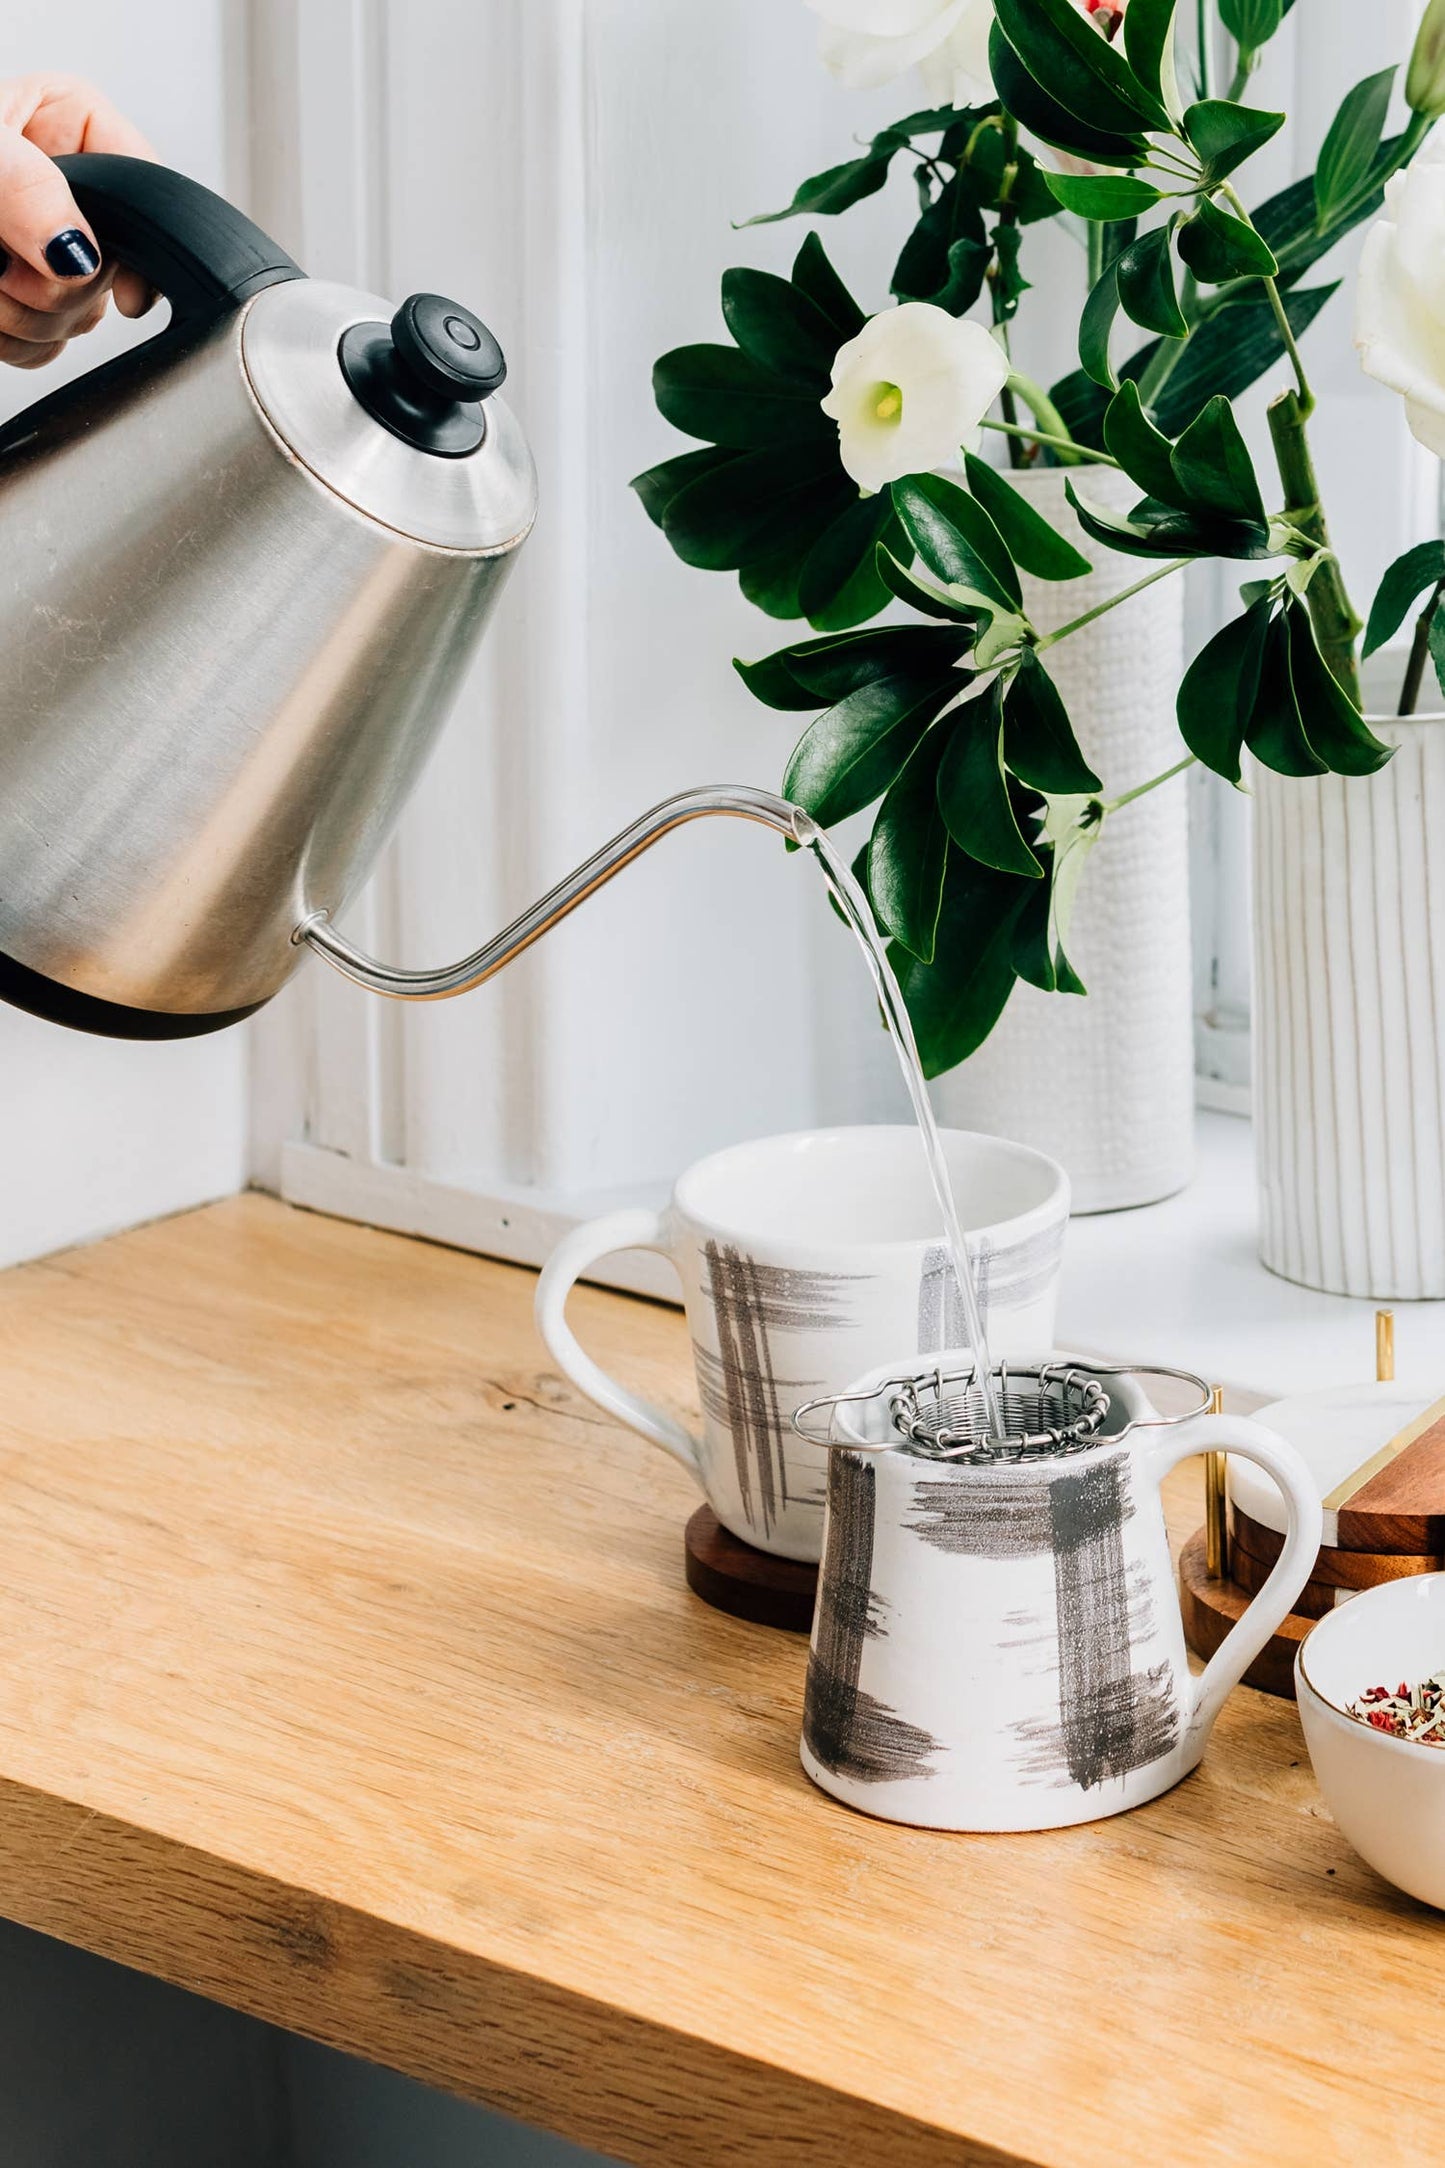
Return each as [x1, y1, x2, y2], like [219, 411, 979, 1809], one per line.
[800, 1360, 1322, 1830]
[535, 1126, 1070, 1563]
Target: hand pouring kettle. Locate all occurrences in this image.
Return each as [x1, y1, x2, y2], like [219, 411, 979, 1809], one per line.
[0, 156, 805, 1040]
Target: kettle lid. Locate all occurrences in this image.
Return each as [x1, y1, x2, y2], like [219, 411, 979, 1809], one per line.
[242, 279, 536, 555]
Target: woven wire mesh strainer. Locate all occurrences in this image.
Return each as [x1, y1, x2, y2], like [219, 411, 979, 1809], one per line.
[793, 1359, 1212, 1466]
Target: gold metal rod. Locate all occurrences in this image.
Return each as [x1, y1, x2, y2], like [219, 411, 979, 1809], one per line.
[1204, 1384, 1228, 1580]
[1376, 1308, 1395, 1384]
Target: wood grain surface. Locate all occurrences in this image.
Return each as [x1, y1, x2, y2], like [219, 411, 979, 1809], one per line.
[0, 1196, 1437, 2168]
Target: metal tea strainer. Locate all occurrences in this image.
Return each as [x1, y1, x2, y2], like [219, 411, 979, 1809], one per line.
[793, 1358, 1214, 1466]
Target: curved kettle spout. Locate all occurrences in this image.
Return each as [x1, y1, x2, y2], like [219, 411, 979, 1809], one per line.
[294, 785, 817, 1001]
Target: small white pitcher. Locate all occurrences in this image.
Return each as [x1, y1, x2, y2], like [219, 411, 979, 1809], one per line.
[794, 1358, 1321, 1832]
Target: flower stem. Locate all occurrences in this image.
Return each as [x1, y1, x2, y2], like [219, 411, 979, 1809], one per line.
[1195, 0, 1212, 99]
[1104, 753, 1196, 814]
[1036, 558, 1190, 649]
[1266, 389, 1362, 701]
[1220, 183, 1311, 413]
[981, 418, 1119, 466]
[1399, 581, 1445, 715]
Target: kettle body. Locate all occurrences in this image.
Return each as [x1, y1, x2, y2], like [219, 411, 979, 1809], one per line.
[0, 157, 536, 1037]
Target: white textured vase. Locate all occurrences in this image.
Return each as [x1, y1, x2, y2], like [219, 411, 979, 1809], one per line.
[1253, 704, 1445, 1298]
[929, 465, 1195, 1213]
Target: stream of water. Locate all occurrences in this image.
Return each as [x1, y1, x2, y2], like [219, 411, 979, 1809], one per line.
[799, 817, 1004, 1442]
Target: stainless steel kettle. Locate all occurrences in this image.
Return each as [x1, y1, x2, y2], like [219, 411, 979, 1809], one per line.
[0, 154, 537, 1038]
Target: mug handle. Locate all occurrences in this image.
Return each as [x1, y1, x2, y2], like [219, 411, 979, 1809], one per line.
[1142, 1413, 1323, 1743]
[535, 1209, 703, 1481]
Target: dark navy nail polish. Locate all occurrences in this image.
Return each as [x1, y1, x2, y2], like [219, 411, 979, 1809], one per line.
[44, 229, 99, 279]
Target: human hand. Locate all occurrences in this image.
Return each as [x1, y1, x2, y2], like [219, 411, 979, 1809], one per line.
[0, 73, 157, 369]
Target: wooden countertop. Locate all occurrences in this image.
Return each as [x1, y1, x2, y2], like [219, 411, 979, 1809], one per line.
[0, 1194, 1434, 2167]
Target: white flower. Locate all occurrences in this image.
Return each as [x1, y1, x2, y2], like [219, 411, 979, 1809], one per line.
[821, 302, 1010, 492]
[1356, 140, 1445, 459]
[805, 0, 995, 107]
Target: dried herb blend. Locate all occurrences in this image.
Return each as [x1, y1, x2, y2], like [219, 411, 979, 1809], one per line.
[1346, 1672, 1445, 1745]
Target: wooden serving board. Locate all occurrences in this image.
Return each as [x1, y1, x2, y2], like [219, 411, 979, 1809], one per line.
[1177, 1531, 1308, 1699]
[1331, 1401, 1445, 1551]
[1229, 1502, 1441, 1588]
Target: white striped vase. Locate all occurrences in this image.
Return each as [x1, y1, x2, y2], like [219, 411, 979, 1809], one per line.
[1253, 710, 1445, 1298]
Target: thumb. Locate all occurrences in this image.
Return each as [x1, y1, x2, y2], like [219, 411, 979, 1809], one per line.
[0, 121, 99, 282]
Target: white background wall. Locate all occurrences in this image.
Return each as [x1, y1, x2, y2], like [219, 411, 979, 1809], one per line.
[0, 1, 248, 1270]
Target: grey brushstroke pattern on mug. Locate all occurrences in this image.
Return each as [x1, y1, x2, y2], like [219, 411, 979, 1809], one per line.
[907, 1456, 1181, 1791]
[697, 1243, 859, 1539]
[916, 1218, 1064, 1353]
[804, 1453, 941, 1785]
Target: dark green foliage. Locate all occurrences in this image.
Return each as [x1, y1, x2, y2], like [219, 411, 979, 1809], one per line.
[1177, 593, 1391, 784]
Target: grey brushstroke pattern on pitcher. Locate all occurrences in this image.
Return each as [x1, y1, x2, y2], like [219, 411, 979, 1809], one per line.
[908, 1456, 1181, 1791]
[916, 1218, 1064, 1353]
[697, 1243, 859, 1539]
[804, 1454, 941, 1784]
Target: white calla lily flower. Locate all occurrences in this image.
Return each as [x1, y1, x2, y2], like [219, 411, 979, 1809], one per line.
[805, 0, 995, 106]
[1356, 139, 1445, 458]
[821, 302, 1010, 492]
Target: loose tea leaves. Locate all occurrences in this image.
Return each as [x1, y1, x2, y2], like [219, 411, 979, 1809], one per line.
[1346, 1671, 1445, 1744]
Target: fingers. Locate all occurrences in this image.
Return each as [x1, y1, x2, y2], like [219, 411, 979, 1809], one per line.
[0, 77, 158, 363]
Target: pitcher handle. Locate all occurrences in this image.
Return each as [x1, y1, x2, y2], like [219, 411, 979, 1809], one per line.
[1142, 1413, 1322, 1744]
[535, 1208, 703, 1481]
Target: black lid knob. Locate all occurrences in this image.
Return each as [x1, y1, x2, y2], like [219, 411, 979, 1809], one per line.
[391, 293, 506, 402]
[337, 291, 506, 459]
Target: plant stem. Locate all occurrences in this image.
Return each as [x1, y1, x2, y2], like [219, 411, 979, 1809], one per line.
[1399, 582, 1445, 715]
[1004, 371, 1087, 465]
[1195, 0, 1212, 99]
[1036, 558, 1190, 649]
[1220, 182, 1310, 412]
[1104, 753, 1197, 813]
[1266, 389, 1363, 701]
[981, 418, 1119, 466]
[1226, 50, 1252, 101]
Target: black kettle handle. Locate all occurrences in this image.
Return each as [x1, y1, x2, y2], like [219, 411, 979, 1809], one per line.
[53, 154, 303, 324]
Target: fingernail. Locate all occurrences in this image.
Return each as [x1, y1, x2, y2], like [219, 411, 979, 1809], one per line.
[44, 230, 100, 279]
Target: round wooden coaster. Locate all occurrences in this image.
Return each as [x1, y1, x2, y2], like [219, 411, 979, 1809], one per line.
[1178, 1529, 1312, 1700]
[684, 1505, 818, 1633]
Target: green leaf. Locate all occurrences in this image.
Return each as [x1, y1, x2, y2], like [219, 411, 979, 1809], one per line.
[1116, 225, 1187, 340]
[1123, 0, 1180, 108]
[1315, 69, 1395, 231]
[1104, 378, 1186, 508]
[876, 547, 980, 626]
[1430, 613, 1445, 707]
[1176, 598, 1272, 783]
[1244, 610, 1325, 776]
[784, 673, 961, 825]
[1065, 480, 1270, 560]
[1011, 872, 1061, 994]
[1003, 650, 1102, 793]
[1079, 258, 1122, 388]
[1044, 172, 1163, 219]
[868, 730, 952, 962]
[987, 22, 1149, 168]
[1170, 396, 1267, 525]
[963, 455, 1091, 580]
[936, 683, 1043, 878]
[889, 852, 1029, 1077]
[659, 445, 845, 569]
[893, 473, 1023, 610]
[720, 268, 841, 382]
[742, 147, 897, 229]
[746, 624, 971, 706]
[992, 0, 1171, 133]
[892, 169, 991, 314]
[1039, 794, 1103, 988]
[631, 447, 740, 528]
[1218, 0, 1286, 53]
[1184, 100, 1285, 185]
[799, 493, 899, 628]
[790, 233, 866, 342]
[1176, 196, 1279, 283]
[739, 546, 805, 620]
[653, 346, 833, 449]
[1283, 603, 1392, 775]
[1362, 541, 1445, 657]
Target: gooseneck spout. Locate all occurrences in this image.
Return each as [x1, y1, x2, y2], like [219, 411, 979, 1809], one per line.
[293, 785, 817, 1001]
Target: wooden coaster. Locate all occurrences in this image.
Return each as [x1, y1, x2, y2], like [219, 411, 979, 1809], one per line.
[684, 1506, 818, 1633]
[1178, 1529, 1312, 1700]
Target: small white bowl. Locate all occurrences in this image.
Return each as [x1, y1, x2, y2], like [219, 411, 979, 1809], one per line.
[1296, 1575, 1445, 1909]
